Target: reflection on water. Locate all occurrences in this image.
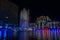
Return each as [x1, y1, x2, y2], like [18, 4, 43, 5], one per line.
[0, 28, 60, 40]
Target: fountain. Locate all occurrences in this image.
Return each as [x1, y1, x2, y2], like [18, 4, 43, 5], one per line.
[19, 8, 29, 40]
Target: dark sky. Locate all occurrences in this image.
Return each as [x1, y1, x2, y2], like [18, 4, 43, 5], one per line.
[9, 0, 60, 22]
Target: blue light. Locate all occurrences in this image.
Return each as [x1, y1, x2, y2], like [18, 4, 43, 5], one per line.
[1, 29, 5, 38]
[0, 31, 1, 39]
[55, 28, 58, 40]
[7, 28, 13, 38]
[51, 28, 55, 39]
[19, 28, 24, 31]
[19, 31, 25, 40]
[5, 24, 8, 29]
[4, 30, 6, 40]
[40, 28, 43, 39]
[3, 24, 8, 40]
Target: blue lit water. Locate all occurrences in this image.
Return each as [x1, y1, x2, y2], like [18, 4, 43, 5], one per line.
[0, 28, 60, 40]
[19, 31, 25, 40]
[0, 31, 1, 39]
[7, 29, 13, 38]
[0, 23, 60, 40]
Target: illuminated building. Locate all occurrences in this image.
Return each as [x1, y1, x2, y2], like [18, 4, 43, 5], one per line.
[36, 16, 60, 28]
[36, 16, 51, 28]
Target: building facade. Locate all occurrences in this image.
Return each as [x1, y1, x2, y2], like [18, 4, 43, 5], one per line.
[0, 0, 18, 24]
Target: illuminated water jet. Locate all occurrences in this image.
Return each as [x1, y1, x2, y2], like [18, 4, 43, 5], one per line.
[19, 8, 29, 40]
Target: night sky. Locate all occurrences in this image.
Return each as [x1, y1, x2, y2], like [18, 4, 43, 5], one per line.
[9, 0, 60, 22]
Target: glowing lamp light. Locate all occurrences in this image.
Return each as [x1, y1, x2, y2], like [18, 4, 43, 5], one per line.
[5, 16, 8, 19]
[0, 31, 1, 39]
[43, 28, 49, 38]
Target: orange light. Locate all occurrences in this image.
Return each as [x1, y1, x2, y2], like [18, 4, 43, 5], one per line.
[43, 28, 48, 38]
